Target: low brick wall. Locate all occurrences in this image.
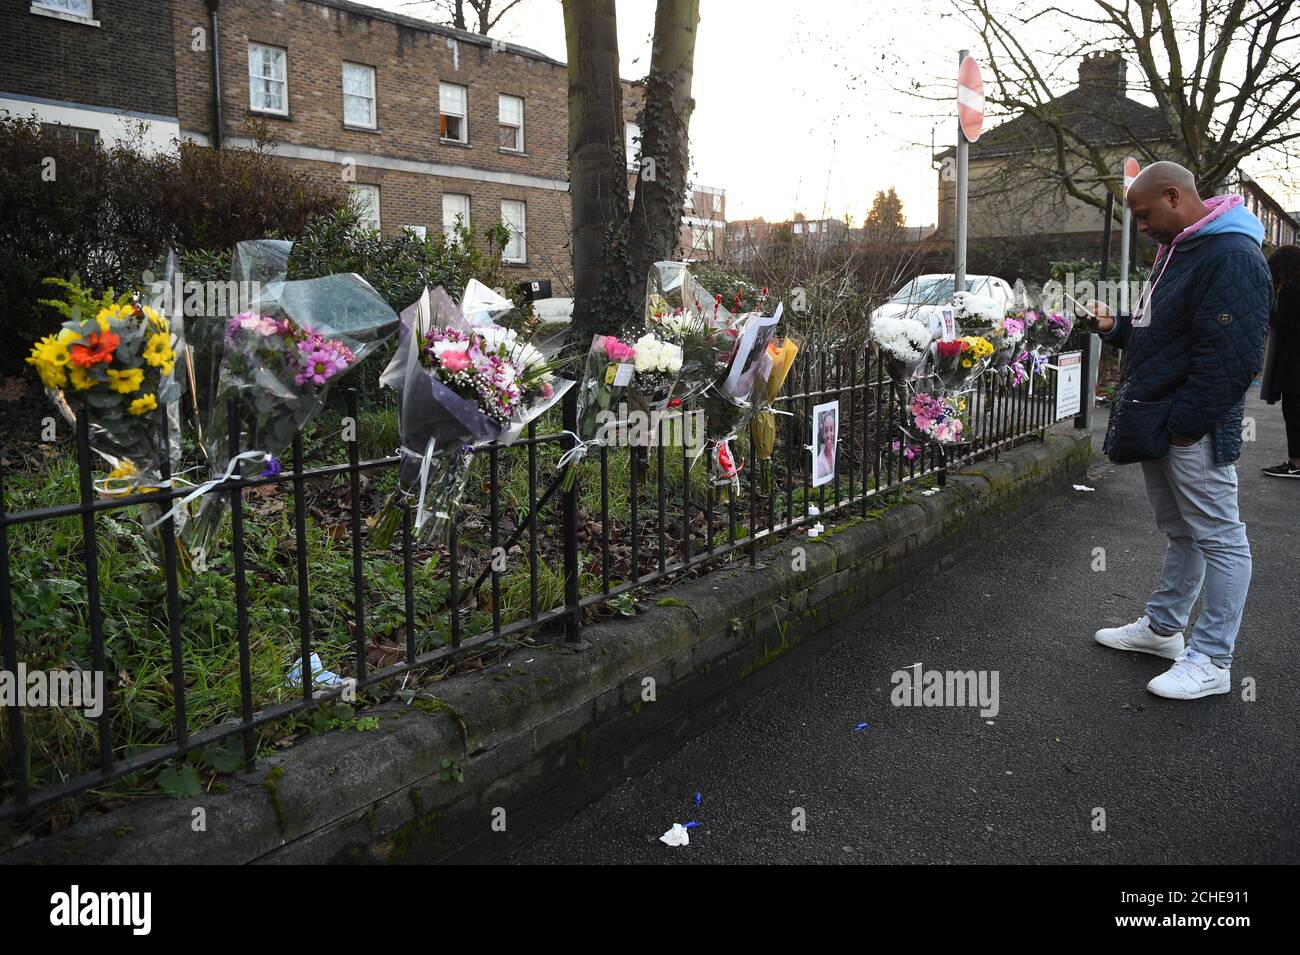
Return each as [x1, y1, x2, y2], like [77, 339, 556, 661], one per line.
[4, 427, 1092, 865]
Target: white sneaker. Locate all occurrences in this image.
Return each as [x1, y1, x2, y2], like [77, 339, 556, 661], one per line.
[1094, 615, 1185, 660]
[1146, 649, 1231, 700]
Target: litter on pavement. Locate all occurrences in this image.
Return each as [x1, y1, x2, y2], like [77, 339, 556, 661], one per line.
[660, 823, 691, 847]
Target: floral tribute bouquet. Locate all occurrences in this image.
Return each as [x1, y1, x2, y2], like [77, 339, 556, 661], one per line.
[1024, 309, 1074, 358]
[699, 305, 783, 492]
[28, 274, 186, 535]
[902, 383, 975, 447]
[373, 286, 570, 546]
[183, 242, 399, 566]
[645, 261, 742, 403]
[870, 313, 932, 383]
[627, 329, 684, 411]
[559, 325, 684, 492]
[930, 334, 995, 389]
[952, 290, 1002, 328]
[953, 290, 1019, 372]
[991, 308, 1028, 370]
[749, 335, 800, 496]
[1006, 349, 1032, 388]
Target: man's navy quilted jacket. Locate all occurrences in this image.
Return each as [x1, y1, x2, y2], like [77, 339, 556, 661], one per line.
[1101, 195, 1271, 465]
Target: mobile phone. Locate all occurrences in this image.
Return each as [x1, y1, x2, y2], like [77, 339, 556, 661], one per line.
[1062, 291, 1091, 318]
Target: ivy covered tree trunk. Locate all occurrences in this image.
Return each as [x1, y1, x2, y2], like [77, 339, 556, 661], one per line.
[563, 0, 628, 339]
[624, 0, 699, 300]
[563, 0, 701, 344]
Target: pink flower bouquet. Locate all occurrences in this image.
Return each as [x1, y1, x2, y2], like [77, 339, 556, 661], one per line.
[186, 252, 398, 566]
[1024, 310, 1074, 357]
[373, 286, 568, 546]
[903, 383, 975, 446]
[559, 333, 644, 492]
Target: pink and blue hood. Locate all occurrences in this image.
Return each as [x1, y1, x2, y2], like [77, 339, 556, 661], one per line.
[1169, 194, 1265, 248]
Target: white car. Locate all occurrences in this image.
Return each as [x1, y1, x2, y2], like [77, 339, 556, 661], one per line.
[871, 274, 1015, 338]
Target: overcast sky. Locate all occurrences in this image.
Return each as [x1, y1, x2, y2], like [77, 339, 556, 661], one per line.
[378, 0, 1297, 227]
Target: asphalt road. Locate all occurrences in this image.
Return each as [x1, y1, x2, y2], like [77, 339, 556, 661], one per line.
[506, 390, 1299, 864]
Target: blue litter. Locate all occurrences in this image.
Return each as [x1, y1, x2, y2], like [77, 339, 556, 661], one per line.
[854, 722, 871, 731]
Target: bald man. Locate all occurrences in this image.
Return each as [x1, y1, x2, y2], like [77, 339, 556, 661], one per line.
[1080, 161, 1270, 700]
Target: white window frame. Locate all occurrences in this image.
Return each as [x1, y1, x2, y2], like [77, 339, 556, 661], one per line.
[349, 183, 381, 233]
[498, 94, 524, 152]
[248, 43, 288, 116]
[41, 122, 99, 146]
[440, 82, 468, 144]
[501, 200, 526, 264]
[342, 62, 377, 130]
[30, 0, 98, 26]
[442, 193, 471, 241]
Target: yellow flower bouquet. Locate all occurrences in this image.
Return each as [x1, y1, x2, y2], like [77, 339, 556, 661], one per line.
[750, 335, 799, 495]
[29, 276, 184, 501]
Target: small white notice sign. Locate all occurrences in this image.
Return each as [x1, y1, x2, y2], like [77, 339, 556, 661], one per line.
[1055, 350, 1083, 419]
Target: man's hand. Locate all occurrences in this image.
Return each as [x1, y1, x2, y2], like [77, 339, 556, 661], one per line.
[1169, 432, 1197, 448]
[1078, 299, 1115, 334]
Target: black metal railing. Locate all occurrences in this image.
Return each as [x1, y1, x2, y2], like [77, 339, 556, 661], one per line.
[0, 344, 1059, 820]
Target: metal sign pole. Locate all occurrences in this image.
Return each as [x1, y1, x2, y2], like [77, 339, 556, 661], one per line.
[1119, 171, 1132, 316]
[1077, 191, 1114, 430]
[954, 49, 970, 297]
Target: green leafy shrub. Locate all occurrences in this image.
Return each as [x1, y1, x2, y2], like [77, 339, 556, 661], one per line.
[0, 115, 348, 373]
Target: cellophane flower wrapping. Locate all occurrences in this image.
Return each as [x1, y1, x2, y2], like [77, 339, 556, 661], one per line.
[953, 290, 1014, 373]
[903, 377, 976, 446]
[1025, 309, 1075, 358]
[372, 286, 570, 546]
[460, 277, 518, 328]
[627, 329, 683, 413]
[930, 333, 995, 389]
[29, 270, 188, 541]
[870, 313, 932, 384]
[645, 260, 739, 403]
[700, 305, 783, 489]
[185, 242, 398, 565]
[188, 239, 293, 417]
[749, 335, 799, 495]
[560, 332, 649, 491]
[992, 308, 1028, 371]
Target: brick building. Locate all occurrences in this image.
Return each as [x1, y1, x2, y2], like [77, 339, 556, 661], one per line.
[1, 0, 726, 291]
[0, 0, 181, 152]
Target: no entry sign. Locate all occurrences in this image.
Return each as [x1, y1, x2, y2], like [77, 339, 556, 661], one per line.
[1123, 156, 1141, 195]
[958, 56, 984, 143]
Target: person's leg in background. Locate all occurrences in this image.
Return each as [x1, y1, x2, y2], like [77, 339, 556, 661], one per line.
[1264, 392, 1300, 476]
[1285, 392, 1300, 466]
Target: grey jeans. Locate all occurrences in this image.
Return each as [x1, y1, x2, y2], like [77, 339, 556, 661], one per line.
[1140, 435, 1251, 667]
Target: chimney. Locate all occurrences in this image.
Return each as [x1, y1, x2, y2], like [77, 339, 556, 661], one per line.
[1078, 50, 1126, 95]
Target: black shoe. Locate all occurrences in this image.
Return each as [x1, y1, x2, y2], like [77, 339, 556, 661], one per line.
[1261, 462, 1300, 478]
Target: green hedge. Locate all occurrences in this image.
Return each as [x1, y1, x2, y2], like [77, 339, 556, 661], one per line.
[0, 116, 348, 372]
